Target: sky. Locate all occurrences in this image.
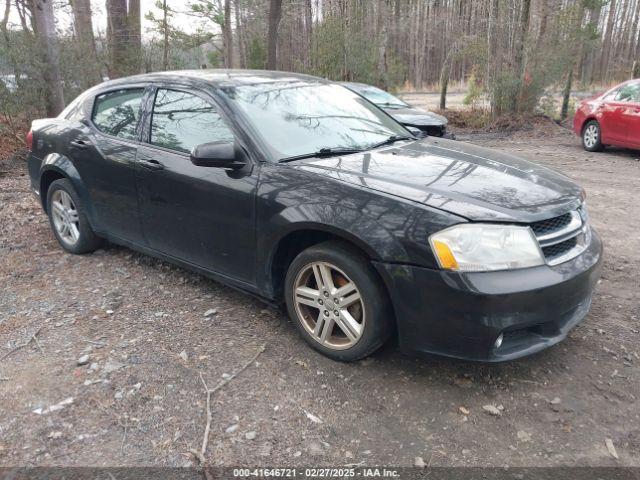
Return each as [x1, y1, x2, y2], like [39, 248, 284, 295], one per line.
[7, 0, 210, 38]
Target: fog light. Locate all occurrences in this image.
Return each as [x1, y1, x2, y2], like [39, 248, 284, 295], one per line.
[494, 333, 504, 349]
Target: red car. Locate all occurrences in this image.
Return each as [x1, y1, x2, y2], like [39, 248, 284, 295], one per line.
[573, 79, 640, 152]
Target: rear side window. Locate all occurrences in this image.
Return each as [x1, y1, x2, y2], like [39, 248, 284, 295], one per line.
[150, 89, 234, 154]
[92, 89, 144, 140]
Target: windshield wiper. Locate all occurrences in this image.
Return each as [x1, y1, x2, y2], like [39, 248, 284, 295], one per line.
[367, 134, 415, 150]
[279, 147, 363, 163]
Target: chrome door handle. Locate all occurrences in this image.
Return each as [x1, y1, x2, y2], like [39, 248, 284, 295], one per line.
[70, 139, 91, 150]
[139, 159, 165, 171]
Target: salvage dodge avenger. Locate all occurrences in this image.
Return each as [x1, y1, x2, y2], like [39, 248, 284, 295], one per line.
[26, 70, 602, 362]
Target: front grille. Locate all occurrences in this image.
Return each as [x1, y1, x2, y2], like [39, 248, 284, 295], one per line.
[528, 208, 587, 265]
[541, 236, 578, 260]
[530, 212, 573, 236]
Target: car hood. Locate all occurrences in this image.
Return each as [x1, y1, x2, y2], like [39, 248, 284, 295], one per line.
[291, 138, 583, 223]
[384, 107, 448, 127]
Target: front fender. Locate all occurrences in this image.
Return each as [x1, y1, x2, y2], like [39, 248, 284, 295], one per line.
[256, 202, 410, 298]
[271, 202, 409, 258]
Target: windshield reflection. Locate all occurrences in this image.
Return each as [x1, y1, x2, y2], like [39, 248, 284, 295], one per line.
[220, 82, 408, 160]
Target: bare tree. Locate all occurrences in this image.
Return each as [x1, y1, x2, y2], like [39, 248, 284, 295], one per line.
[513, 0, 531, 112]
[106, 0, 141, 78]
[128, 0, 141, 70]
[223, 0, 234, 67]
[599, 0, 617, 81]
[31, 0, 65, 115]
[70, 0, 101, 85]
[266, 0, 282, 69]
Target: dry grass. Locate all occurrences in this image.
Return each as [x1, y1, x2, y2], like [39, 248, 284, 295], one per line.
[440, 109, 563, 133]
[0, 122, 28, 166]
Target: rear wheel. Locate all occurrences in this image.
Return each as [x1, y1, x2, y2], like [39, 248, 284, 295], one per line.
[284, 241, 393, 361]
[582, 120, 604, 152]
[46, 178, 102, 254]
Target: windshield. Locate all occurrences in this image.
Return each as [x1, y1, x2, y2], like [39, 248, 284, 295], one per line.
[220, 81, 409, 160]
[350, 85, 408, 108]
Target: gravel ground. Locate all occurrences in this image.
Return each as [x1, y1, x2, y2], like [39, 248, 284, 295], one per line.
[0, 123, 638, 468]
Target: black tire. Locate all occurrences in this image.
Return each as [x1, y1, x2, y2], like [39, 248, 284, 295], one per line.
[284, 241, 394, 362]
[582, 120, 604, 152]
[46, 178, 102, 254]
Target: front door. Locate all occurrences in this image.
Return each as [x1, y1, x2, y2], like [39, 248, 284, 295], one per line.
[600, 83, 639, 146]
[624, 83, 640, 148]
[136, 87, 258, 283]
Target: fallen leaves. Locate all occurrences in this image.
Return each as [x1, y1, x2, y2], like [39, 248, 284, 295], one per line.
[605, 438, 619, 459]
[482, 404, 502, 416]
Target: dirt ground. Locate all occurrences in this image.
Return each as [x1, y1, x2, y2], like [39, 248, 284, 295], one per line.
[0, 120, 639, 468]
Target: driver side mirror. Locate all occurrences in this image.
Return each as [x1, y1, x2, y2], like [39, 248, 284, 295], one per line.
[190, 141, 246, 169]
[406, 126, 427, 138]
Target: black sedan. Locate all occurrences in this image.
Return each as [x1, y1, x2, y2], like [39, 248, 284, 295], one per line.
[26, 70, 602, 362]
[341, 81, 453, 138]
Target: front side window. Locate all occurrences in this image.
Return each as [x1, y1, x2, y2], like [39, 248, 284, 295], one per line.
[150, 89, 234, 154]
[614, 83, 640, 103]
[92, 89, 144, 140]
[220, 82, 408, 160]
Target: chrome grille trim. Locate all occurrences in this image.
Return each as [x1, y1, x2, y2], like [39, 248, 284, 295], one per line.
[531, 207, 589, 266]
[536, 210, 583, 246]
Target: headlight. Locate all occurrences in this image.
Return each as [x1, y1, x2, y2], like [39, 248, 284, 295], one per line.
[429, 224, 545, 272]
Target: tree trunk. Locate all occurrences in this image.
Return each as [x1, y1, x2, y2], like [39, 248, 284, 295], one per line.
[513, 0, 531, 113]
[234, 0, 246, 68]
[128, 0, 141, 72]
[486, 0, 499, 115]
[70, 0, 101, 86]
[106, 0, 128, 78]
[162, 0, 168, 70]
[304, 0, 313, 69]
[599, 0, 617, 82]
[439, 50, 453, 110]
[562, 2, 586, 120]
[624, 0, 640, 63]
[560, 68, 573, 121]
[266, 0, 283, 69]
[223, 0, 234, 68]
[31, 0, 65, 116]
[377, 0, 388, 87]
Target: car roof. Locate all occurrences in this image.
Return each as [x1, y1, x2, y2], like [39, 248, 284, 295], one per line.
[96, 69, 328, 90]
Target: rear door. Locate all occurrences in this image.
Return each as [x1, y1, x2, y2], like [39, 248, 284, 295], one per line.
[135, 86, 258, 283]
[67, 87, 147, 244]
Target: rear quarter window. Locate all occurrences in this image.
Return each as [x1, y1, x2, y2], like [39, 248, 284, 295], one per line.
[92, 89, 145, 140]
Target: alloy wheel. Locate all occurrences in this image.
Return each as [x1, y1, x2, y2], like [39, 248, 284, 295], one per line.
[293, 261, 365, 350]
[583, 124, 598, 148]
[51, 189, 80, 246]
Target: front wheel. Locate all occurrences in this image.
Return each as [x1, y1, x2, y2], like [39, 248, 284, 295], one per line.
[284, 241, 393, 362]
[582, 120, 604, 152]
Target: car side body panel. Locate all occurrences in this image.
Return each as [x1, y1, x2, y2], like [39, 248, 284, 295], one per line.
[573, 80, 640, 150]
[25, 70, 603, 362]
[625, 101, 640, 147]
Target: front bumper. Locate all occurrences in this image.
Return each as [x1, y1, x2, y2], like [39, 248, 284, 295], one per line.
[374, 228, 602, 362]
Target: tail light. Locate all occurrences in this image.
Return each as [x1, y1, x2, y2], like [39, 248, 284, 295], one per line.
[26, 130, 33, 152]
